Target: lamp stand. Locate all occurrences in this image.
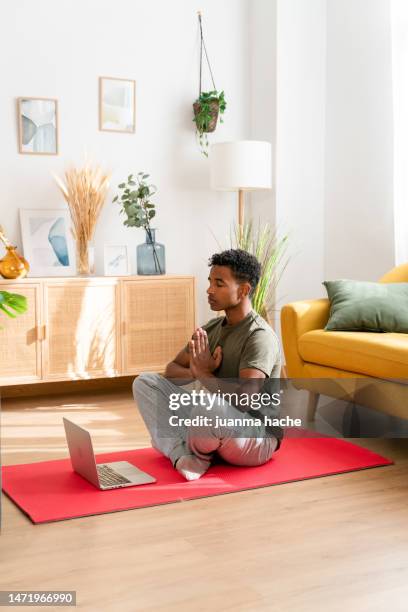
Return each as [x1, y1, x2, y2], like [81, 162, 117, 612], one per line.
[238, 189, 244, 242]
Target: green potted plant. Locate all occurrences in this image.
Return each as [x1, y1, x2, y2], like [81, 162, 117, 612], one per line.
[231, 220, 288, 322]
[193, 12, 227, 156]
[113, 172, 165, 275]
[193, 90, 227, 157]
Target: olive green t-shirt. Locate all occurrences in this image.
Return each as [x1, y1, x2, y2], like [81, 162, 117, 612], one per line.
[186, 310, 283, 446]
[187, 310, 281, 378]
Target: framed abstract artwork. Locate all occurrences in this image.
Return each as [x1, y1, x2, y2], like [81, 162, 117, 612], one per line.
[19, 209, 76, 277]
[99, 77, 136, 133]
[17, 97, 59, 155]
[104, 245, 131, 276]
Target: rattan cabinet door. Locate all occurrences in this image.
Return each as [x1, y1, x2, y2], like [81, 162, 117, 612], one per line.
[0, 283, 42, 384]
[43, 280, 120, 380]
[121, 278, 195, 374]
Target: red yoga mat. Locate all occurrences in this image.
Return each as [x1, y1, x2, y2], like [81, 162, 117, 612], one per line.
[2, 437, 392, 524]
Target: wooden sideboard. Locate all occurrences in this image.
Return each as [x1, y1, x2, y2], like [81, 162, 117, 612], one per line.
[0, 275, 196, 386]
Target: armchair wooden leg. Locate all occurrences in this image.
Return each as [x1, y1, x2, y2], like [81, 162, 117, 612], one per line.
[306, 392, 320, 422]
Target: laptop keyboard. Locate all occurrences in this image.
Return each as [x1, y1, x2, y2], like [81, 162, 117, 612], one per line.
[97, 464, 132, 487]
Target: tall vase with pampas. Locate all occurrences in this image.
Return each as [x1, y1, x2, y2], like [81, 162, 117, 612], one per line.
[55, 164, 110, 276]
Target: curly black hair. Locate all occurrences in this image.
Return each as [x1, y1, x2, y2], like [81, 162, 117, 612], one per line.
[208, 249, 261, 296]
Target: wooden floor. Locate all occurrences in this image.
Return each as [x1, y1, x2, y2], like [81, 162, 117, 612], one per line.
[1, 388, 408, 612]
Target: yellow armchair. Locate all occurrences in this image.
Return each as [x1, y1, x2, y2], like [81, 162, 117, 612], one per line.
[281, 263, 408, 420]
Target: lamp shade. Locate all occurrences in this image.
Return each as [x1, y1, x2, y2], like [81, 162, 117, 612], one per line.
[209, 140, 272, 191]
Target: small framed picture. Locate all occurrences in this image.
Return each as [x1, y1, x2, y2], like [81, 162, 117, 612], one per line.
[104, 245, 131, 276]
[17, 97, 59, 155]
[99, 77, 136, 133]
[19, 209, 76, 277]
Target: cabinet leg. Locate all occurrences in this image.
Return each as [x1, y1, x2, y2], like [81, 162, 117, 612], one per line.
[306, 391, 320, 422]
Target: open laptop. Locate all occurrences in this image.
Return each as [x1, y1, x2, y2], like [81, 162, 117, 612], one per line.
[63, 417, 156, 490]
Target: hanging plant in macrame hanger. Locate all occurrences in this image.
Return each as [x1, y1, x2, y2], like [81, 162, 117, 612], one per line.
[193, 11, 227, 157]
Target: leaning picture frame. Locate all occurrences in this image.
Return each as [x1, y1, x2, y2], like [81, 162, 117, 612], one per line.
[17, 97, 59, 155]
[99, 77, 136, 133]
[19, 209, 76, 277]
[104, 245, 131, 276]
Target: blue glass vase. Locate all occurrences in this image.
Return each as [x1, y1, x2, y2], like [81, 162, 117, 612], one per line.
[137, 228, 166, 275]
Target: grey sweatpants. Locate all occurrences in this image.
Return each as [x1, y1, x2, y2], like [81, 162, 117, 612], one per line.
[132, 372, 278, 468]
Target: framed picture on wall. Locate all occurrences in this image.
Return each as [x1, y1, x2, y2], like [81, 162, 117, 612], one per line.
[104, 245, 131, 276]
[99, 77, 136, 133]
[19, 209, 76, 277]
[17, 97, 59, 155]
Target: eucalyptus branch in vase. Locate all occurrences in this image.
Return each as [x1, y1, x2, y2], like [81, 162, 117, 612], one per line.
[113, 172, 163, 274]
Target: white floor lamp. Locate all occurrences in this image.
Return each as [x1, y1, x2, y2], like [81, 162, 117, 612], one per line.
[209, 140, 272, 238]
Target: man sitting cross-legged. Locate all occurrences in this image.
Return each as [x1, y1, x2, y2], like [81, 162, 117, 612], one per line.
[133, 249, 283, 481]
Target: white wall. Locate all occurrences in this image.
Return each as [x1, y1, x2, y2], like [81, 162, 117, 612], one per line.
[275, 0, 327, 306]
[391, 0, 408, 266]
[324, 0, 395, 281]
[0, 0, 251, 324]
[248, 0, 280, 325]
[249, 0, 277, 224]
[249, 0, 327, 340]
[250, 0, 396, 326]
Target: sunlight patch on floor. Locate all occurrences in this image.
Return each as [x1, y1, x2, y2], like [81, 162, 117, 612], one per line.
[2, 426, 128, 438]
[2, 443, 147, 455]
[1, 411, 124, 426]
[2, 404, 116, 412]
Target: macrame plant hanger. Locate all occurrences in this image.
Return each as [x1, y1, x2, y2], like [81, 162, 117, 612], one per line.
[195, 11, 220, 155]
[198, 11, 217, 97]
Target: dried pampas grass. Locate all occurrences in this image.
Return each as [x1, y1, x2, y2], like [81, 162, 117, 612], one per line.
[54, 164, 110, 274]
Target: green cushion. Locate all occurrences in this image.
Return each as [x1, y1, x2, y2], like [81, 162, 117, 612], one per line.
[323, 280, 408, 332]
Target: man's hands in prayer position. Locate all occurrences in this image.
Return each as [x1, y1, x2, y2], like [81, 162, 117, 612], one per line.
[189, 328, 222, 379]
[189, 328, 267, 407]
